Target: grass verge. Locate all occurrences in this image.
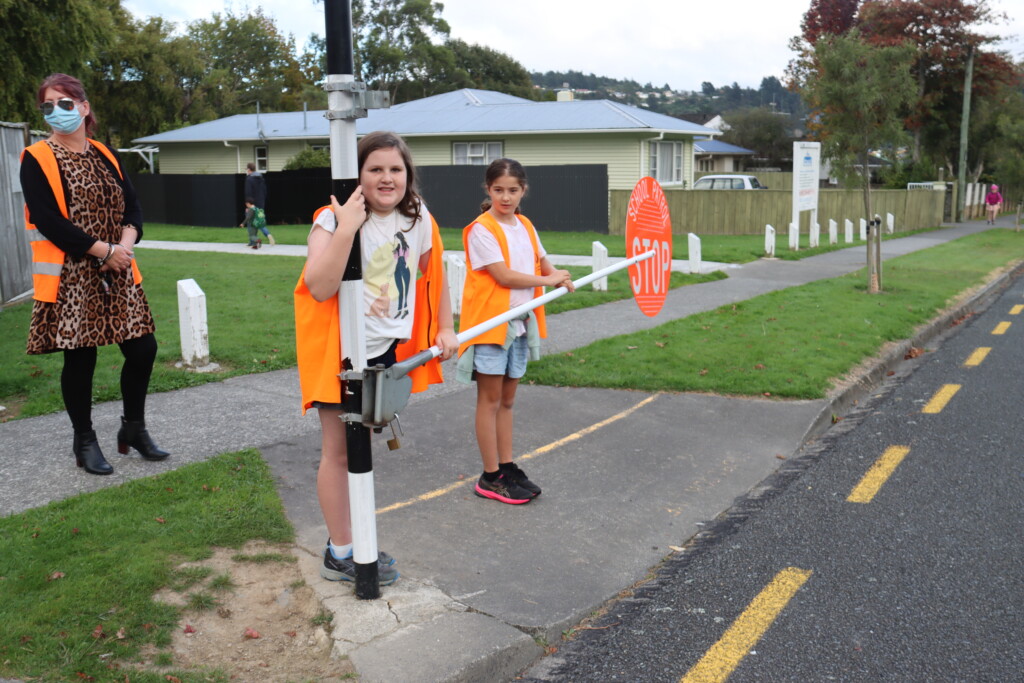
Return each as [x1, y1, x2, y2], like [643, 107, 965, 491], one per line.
[0, 449, 292, 683]
[528, 229, 1023, 398]
[143, 222, 942, 264]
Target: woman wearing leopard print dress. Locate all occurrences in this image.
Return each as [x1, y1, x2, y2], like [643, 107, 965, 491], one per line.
[20, 73, 168, 475]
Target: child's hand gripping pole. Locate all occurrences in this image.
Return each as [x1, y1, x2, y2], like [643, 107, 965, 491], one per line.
[389, 249, 658, 381]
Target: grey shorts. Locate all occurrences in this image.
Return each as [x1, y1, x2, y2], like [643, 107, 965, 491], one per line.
[473, 337, 529, 379]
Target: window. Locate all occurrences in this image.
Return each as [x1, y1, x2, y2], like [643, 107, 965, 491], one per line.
[697, 158, 713, 172]
[310, 145, 328, 152]
[649, 141, 683, 184]
[453, 141, 503, 165]
[254, 146, 268, 172]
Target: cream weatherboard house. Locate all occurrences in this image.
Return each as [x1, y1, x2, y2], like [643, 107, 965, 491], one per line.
[133, 88, 719, 192]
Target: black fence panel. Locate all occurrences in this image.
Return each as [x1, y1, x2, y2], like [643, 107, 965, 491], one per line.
[131, 164, 608, 232]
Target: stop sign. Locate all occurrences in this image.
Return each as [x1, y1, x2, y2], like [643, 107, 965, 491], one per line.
[625, 177, 673, 317]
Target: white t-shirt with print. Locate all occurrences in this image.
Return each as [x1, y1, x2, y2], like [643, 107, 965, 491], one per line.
[466, 215, 547, 336]
[314, 205, 433, 357]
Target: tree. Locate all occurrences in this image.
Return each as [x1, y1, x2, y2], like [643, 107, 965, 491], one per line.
[352, 0, 452, 103]
[83, 14, 205, 150]
[720, 108, 794, 166]
[186, 8, 304, 118]
[858, 0, 1016, 166]
[444, 39, 535, 99]
[802, 30, 916, 292]
[0, 0, 120, 123]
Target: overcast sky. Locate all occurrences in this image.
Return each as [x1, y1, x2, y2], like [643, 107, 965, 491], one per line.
[122, 0, 1022, 92]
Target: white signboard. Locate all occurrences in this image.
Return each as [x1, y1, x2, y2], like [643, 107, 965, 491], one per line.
[791, 142, 821, 250]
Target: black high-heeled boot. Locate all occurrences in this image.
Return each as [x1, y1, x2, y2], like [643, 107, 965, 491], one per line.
[117, 417, 170, 461]
[73, 430, 113, 475]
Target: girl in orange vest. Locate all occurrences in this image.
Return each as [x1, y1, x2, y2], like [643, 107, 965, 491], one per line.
[20, 73, 168, 476]
[458, 158, 574, 504]
[294, 131, 458, 584]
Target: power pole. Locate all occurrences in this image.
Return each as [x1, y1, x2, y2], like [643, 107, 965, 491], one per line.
[956, 46, 974, 223]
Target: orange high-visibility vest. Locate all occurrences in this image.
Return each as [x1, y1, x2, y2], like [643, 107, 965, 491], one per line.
[21, 139, 143, 303]
[457, 211, 547, 355]
[294, 205, 447, 414]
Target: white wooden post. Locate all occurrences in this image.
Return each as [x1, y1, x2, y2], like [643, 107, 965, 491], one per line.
[886, 212, 895, 234]
[765, 224, 776, 257]
[789, 221, 799, 251]
[859, 218, 867, 241]
[845, 219, 854, 243]
[177, 278, 212, 369]
[810, 222, 820, 248]
[591, 241, 609, 291]
[688, 233, 701, 274]
[829, 219, 838, 245]
[444, 253, 465, 315]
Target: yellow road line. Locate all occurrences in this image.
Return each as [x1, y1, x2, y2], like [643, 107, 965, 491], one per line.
[964, 347, 991, 367]
[922, 384, 960, 414]
[681, 567, 813, 683]
[1010, 305, 1023, 315]
[376, 393, 661, 514]
[992, 321, 1011, 335]
[847, 446, 911, 503]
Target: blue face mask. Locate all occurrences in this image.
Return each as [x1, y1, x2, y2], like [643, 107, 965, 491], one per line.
[44, 105, 83, 135]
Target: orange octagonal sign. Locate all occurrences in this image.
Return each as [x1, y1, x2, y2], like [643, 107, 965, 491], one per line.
[626, 177, 673, 317]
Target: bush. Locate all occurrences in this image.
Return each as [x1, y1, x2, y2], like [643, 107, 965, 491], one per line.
[282, 146, 330, 170]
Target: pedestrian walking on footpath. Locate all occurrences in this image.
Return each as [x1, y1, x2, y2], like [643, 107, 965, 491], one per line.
[457, 158, 574, 505]
[20, 73, 168, 476]
[239, 197, 263, 249]
[986, 184, 1004, 225]
[245, 162, 275, 244]
[294, 131, 458, 585]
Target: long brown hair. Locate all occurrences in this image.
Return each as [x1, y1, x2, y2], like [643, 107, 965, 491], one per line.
[37, 73, 96, 136]
[358, 131, 422, 224]
[480, 158, 528, 213]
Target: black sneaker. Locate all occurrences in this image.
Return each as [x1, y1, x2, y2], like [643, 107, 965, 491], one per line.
[474, 473, 533, 505]
[502, 462, 541, 497]
[321, 547, 399, 585]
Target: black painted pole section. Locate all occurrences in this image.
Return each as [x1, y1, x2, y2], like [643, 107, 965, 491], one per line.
[324, 0, 379, 600]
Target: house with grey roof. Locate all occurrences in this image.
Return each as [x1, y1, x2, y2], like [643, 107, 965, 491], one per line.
[133, 89, 719, 191]
[693, 138, 755, 173]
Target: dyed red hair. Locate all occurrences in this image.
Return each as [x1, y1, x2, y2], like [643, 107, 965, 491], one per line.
[37, 73, 96, 136]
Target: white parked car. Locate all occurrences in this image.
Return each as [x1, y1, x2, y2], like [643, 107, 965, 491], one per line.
[692, 175, 766, 190]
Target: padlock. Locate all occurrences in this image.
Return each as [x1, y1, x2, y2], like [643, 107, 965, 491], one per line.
[387, 414, 404, 451]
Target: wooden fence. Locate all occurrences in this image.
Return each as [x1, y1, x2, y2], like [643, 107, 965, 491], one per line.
[0, 122, 45, 306]
[609, 186, 946, 236]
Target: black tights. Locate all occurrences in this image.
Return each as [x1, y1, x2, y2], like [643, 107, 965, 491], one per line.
[61, 333, 158, 434]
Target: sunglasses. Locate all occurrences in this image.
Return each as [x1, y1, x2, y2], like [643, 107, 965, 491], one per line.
[39, 98, 77, 116]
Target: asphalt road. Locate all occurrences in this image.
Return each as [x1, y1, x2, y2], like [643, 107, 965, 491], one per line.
[525, 272, 1024, 681]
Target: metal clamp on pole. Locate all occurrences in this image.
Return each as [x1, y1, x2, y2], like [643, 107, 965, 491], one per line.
[324, 80, 390, 120]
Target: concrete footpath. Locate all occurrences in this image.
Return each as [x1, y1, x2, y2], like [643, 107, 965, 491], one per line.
[0, 219, 1018, 682]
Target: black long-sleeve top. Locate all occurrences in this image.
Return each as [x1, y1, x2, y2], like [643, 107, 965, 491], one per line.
[20, 144, 143, 259]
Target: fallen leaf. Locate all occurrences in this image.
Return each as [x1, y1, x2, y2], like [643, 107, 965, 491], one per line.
[655, 342, 666, 348]
[183, 624, 196, 634]
[19, 636, 32, 644]
[48, 571, 65, 581]
[776, 454, 786, 460]
[754, 364, 766, 370]
[699, 368, 708, 376]
[75, 673, 95, 681]
[165, 676, 182, 683]
[763, 392, 772, 397]
[626, 345, 638, 350]
[284, 630, 297, 637]
[154, 518, 166, 524]
[91, 624, 105, 639]
[243, 627, 261, 640]
[668, 545, 685, 552]
[71, 528, 79, 535]
[116, 627, 127, 640]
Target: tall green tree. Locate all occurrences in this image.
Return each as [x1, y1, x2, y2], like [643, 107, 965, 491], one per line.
[83, 14, 205, 149]
[802, 30, 916, 292]
[186, 8, 304, 118]
[0, 0, 121, 123]
[352, 0, 452, 103]
[443, 39, 535, 99]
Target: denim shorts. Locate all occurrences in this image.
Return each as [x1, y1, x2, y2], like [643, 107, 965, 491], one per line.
[473, 336, 529, 379]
